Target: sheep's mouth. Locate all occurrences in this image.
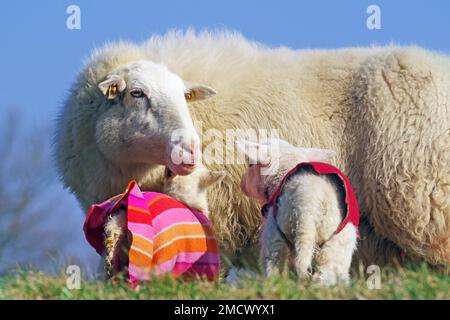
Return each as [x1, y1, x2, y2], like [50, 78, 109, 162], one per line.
[167, 159, 197, 176]
[165, 145, 199, 176]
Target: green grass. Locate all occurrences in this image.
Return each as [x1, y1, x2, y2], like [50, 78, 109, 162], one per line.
[0, 263, 448, 300]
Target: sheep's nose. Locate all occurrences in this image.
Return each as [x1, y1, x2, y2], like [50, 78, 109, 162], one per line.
[179, 142, 201, 164]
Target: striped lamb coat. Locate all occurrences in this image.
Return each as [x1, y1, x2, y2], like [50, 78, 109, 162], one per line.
[84, 180, 220, 285]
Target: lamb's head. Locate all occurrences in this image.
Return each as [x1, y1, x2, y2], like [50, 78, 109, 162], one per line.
[96, 60, 216, 175]
[162, 164, 225, 214]
[236, 139, 336, 204]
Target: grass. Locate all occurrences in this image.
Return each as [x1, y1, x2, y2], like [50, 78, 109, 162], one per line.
[0, 263, 448, 300]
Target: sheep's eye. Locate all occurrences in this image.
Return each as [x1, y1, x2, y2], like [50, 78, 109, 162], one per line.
[184, 92, 194, 101]
[130, 88, 144, 98]
[248, 163, 255, 168]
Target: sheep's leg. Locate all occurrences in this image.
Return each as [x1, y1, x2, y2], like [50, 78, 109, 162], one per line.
[104, 208, 127, 278]
[313, 224, 358, 286]
[260, 212, 287, 277]
[294, 207, 317, 280]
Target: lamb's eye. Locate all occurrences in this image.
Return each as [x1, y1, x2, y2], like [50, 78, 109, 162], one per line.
[130, 88, 144, 98]
[165, 168, 174, 178]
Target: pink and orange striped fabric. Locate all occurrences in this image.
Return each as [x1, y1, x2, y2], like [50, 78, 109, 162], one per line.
[84, 180, 220, 286]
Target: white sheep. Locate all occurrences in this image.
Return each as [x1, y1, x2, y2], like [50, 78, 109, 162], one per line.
[237, 139, 358, 286]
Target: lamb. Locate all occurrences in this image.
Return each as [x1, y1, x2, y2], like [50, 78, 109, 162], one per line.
[237, 139, 359, 285]
[90, 164, 225, 281]
[55, 30, 450, 268]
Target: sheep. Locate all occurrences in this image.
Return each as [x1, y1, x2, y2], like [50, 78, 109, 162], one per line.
[55, 30, 450, 268]
[237, 139, 358, 286]
[89, 165, 225, 284]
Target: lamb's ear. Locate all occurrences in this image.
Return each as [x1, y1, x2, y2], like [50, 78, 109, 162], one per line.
[200, 170, 226, 188]
[296, 147, 336, 162]
[98, 75, 126, 100]
[184, 81, 217, 102]
[236, 140, 271, 166]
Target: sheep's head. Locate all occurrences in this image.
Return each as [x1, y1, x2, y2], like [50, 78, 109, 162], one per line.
[96, 60, 216, 175]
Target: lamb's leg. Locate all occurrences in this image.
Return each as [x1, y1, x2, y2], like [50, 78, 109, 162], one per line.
[104, 208, 127, 278]
[313, 224, 358, 286]
[261, 212, 287, 277]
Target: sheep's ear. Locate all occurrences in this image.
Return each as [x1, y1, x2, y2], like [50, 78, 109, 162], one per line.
[98, 75, 126, 100]
[236, 140, 272, 166]
[296, 147, 336, 162]
[184, 81, 217, 102]
[200, 170, 226, 188]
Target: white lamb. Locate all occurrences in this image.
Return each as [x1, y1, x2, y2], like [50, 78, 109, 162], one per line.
[237, 139, 359, 286]
[104, 164, 225, 278]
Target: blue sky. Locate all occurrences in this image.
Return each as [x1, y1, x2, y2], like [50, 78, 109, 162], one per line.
[1, 0, 450, 124]
[0, 0, 449, 273]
